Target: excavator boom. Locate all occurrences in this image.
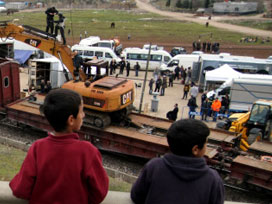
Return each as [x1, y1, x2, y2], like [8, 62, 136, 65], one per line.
[0, 21, 85, 80]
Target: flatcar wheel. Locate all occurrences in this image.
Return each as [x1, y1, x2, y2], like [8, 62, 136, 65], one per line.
[94, 117, 104, 128]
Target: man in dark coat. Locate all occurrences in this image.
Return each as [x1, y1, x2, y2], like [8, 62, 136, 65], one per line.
[149, 78, 154, 95]
[154, 76, 162, 93]
[73, 51, 83, 81]
[134, 62, 140, 77]
[45, 7, 58, 34]
[126, 61, 130, 77]
[201, 98, 210, 121]
[166, 104, 179, 121]
[119, 58, 125, 75]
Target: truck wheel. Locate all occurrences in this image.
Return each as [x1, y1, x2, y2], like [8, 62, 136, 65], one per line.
[248, 128, 262, 145]
[94, 117, 104, 128]
[216, 121, 227, 130]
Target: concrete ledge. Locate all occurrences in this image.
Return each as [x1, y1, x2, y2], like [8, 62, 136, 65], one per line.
[0, 181, 253, 204]
[0, 181, 133, 204]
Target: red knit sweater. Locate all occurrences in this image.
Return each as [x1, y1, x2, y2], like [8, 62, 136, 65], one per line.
[10, 133, 109, 204]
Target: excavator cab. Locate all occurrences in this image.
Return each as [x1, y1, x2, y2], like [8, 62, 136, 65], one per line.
[246, 101, 272, 144]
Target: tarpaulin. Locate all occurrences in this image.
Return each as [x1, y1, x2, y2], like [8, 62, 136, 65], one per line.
[14, 49, 33, 64]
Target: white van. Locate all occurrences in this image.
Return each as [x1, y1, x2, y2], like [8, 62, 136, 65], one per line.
[159, 54, 201, 73]
[71, 45, 121, 64]
[121, 48, 172, 71]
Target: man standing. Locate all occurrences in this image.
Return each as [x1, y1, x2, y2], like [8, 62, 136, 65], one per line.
[73, 51, 83, 81]
[154, 76, 162, 93]
[182, 83, 190, 100]
[160, 75, 167, 96]
[211, 97, 221, 122]
[186, 67, 192, 84]
[149, 78, 154, 95]
[190, 82, 199, 98]
[188, 96, 198, 119]
[168, 71, 174, 87]
[126, 61, 130, 77]
[54, 13, 66, 45]
[45, 7, 58, 34]
[134, 62, 140, 77]
[174, 66, 180, 80]
[119, 58, 125, 75]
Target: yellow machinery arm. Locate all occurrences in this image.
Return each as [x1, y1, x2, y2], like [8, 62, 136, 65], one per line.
[0, 21, 86, 81]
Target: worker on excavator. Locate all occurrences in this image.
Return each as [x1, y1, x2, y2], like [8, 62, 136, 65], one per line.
[54, 13, 66, 45]
[73, 51, 83, 82]
[45, 7, 58, 34]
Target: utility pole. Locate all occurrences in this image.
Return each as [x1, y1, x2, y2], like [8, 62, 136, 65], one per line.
[138, 43, 151, 113]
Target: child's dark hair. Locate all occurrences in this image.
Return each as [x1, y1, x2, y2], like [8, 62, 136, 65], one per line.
[167, 119, 210, 156]
[40, 89, 82, 132]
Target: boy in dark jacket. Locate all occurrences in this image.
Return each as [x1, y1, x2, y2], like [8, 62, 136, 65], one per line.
[10, 89, 109, 204]
[131, 119, 224, 204]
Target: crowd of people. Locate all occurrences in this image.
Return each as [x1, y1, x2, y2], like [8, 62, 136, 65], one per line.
[192, 40, 220, 53]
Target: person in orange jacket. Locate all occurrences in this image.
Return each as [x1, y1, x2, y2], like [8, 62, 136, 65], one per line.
[211, 97, 221, 122]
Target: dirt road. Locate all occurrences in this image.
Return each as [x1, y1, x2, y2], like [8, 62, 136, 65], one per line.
[135, 0, 272, 38]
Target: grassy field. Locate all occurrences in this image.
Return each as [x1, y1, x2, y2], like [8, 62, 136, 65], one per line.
[1, 9, 270, 46]
[0, 144, 132, 192]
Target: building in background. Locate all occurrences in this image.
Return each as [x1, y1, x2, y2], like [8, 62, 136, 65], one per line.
[213, 1, 258, 14]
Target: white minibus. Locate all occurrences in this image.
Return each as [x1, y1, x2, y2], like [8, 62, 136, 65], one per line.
[71, 45, 121, 64]
[159, 54, 201, 74]
[121, 48, 172, 71]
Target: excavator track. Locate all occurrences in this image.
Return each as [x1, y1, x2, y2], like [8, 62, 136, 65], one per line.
[84, 109, 111, 128]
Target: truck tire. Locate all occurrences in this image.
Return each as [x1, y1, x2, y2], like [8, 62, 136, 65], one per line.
[248, 128, 262, 145]
[216, 121, 227, 130]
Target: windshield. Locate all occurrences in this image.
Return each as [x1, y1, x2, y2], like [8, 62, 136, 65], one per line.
[168, 60, 179, 67]
[98, 42, 112, 48]
[249, 104, 270, 124]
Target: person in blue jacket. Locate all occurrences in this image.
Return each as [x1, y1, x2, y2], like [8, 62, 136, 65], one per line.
[131, 119, 225, 204]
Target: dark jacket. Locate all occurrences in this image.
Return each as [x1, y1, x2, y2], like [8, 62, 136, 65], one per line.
[187, 97, 197, 108]
[73, 54, 83, 68]
[131, 153, 224, 204]
[155, 78, 162, 87]
[45, 7, 58, 20]
[167, 107, 178, 121]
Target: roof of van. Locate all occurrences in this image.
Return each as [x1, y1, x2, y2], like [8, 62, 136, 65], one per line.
[233, 78, 272, 85]
[71, 44, 115, 52]
[122, 48, 171, 55]
[172, 54, 201, 60]
[201, 53, 272, 64]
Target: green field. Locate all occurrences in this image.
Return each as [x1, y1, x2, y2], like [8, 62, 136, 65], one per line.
[0, 144, 132, 192]
[1, 9, 270, 45]
[222, 19, 272, 32]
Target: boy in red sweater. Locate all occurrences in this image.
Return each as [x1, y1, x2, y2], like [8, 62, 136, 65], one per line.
[10, 89, 109, 204]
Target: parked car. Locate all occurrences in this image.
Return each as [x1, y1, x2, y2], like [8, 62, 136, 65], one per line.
[170, 47, 187, 57]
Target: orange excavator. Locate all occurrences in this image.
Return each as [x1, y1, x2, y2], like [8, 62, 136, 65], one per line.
[0, 21, 135, 128]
